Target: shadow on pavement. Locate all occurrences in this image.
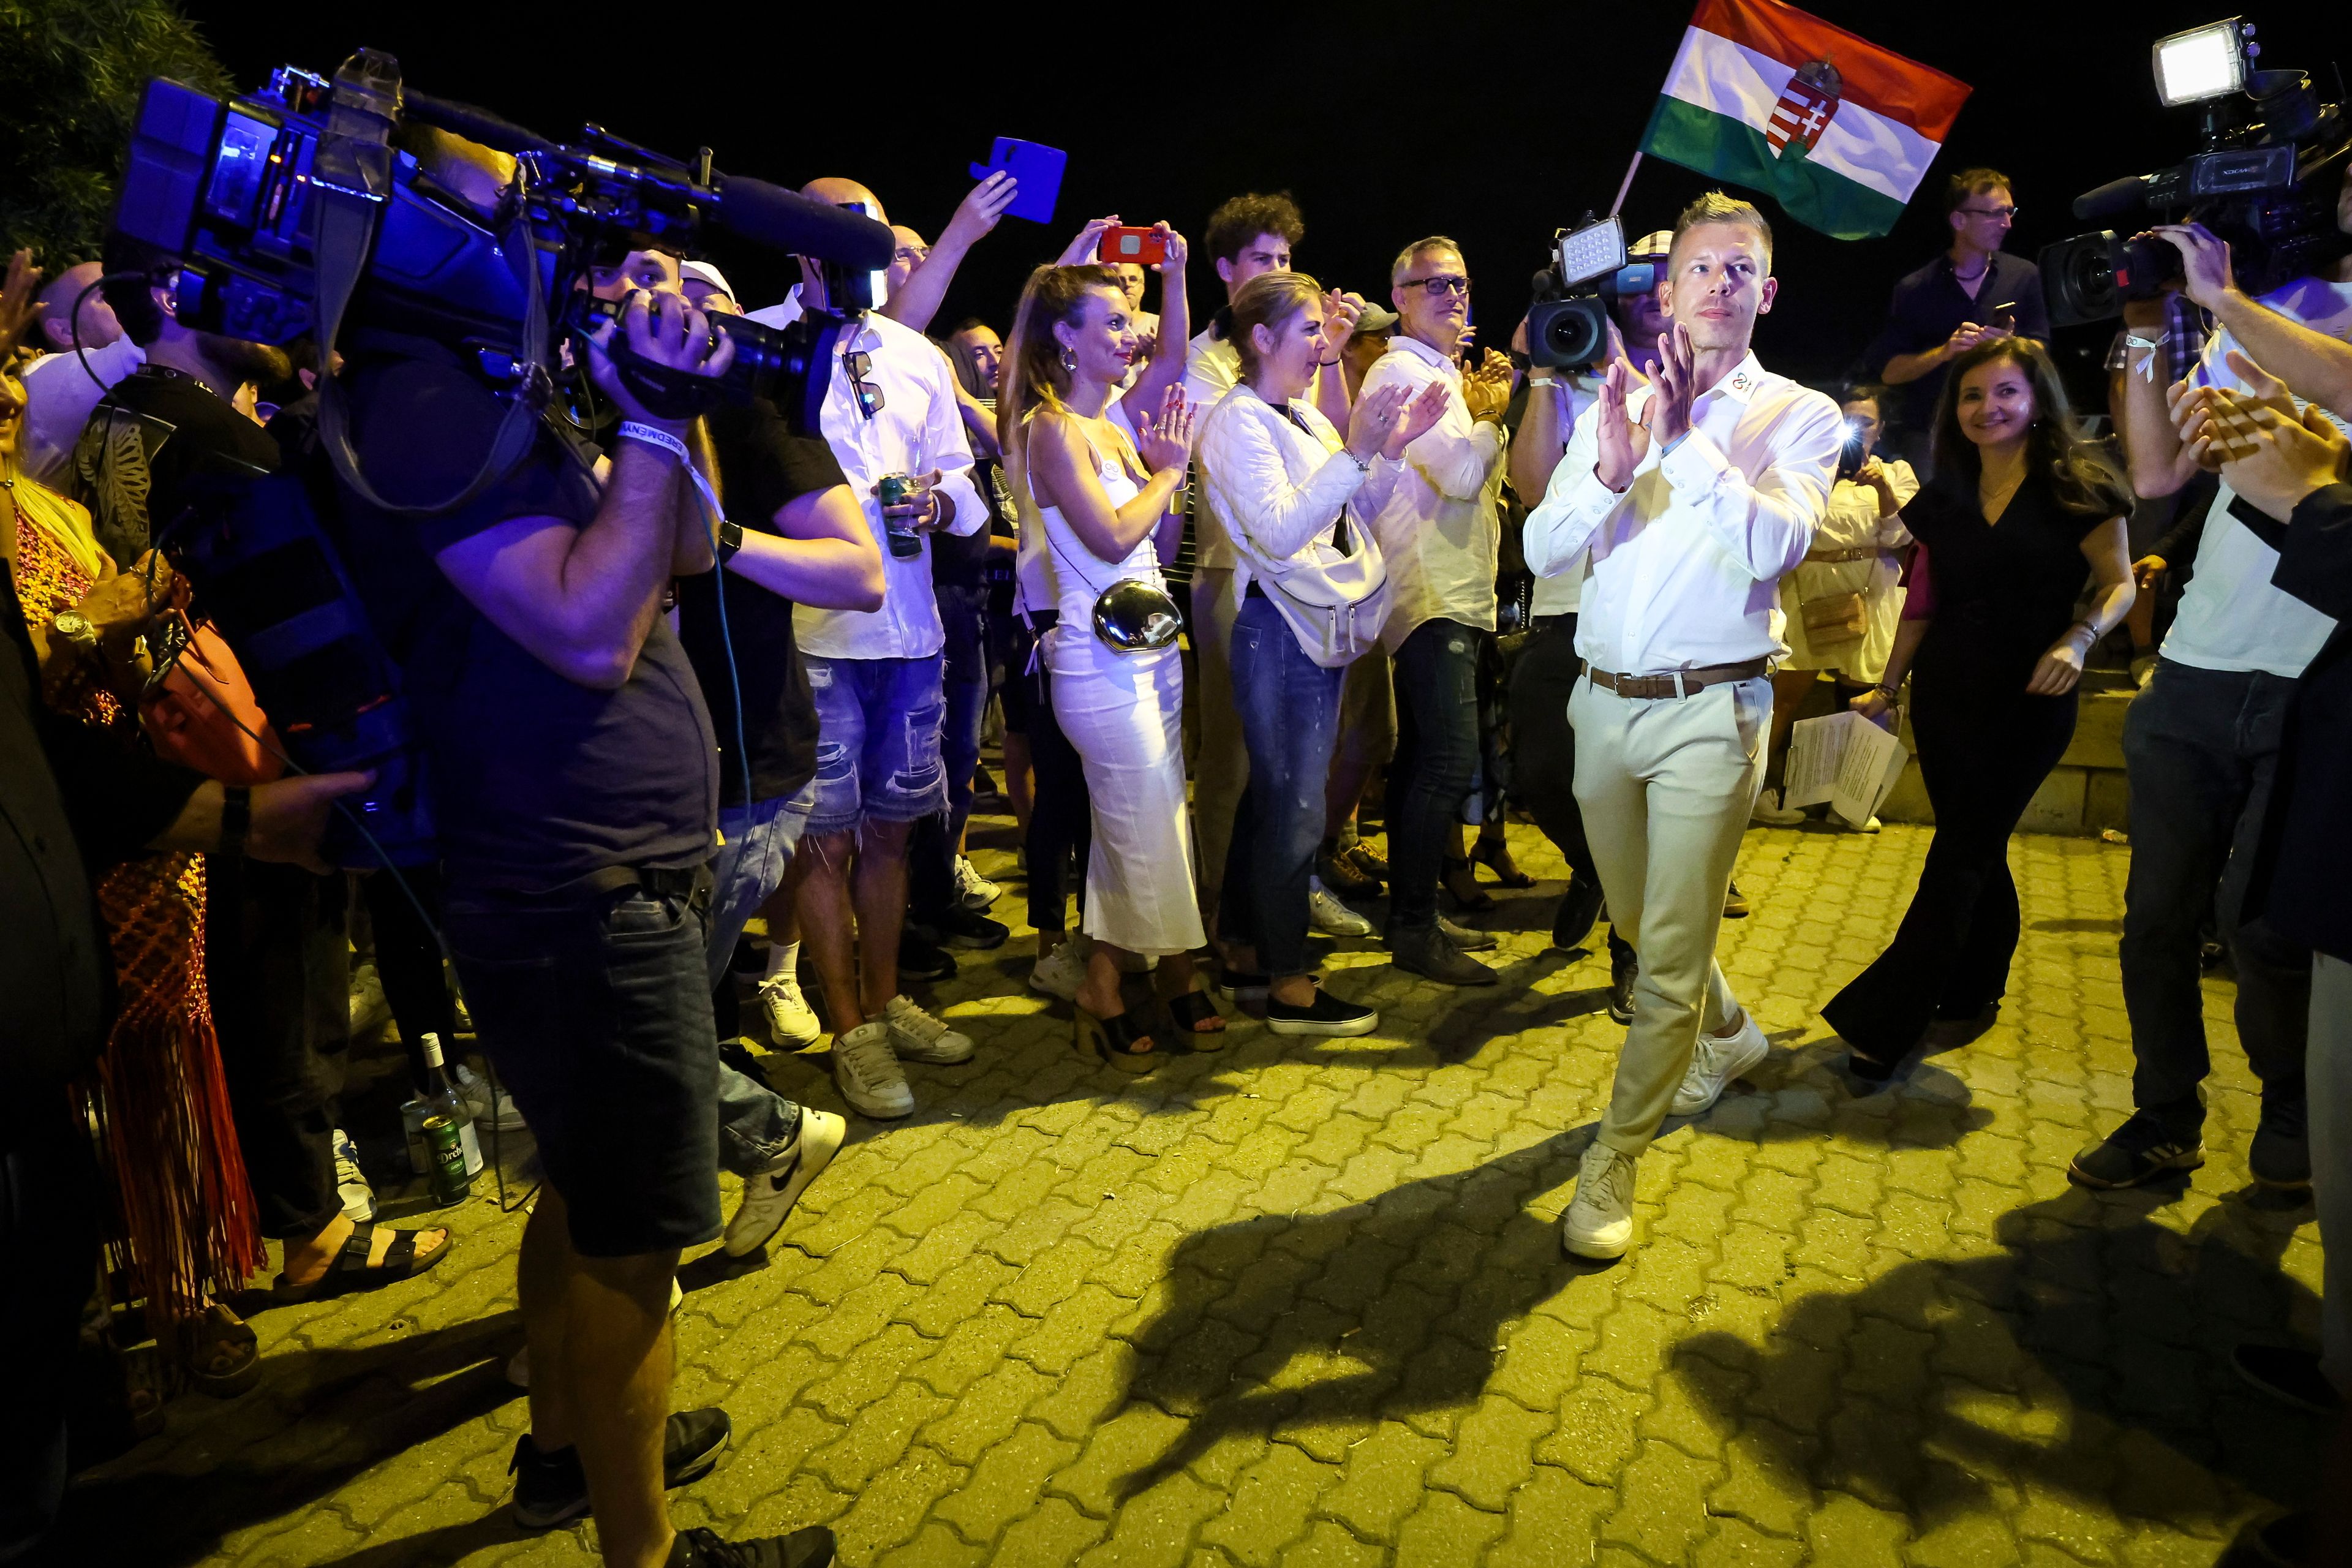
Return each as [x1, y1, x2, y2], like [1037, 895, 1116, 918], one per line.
[1668, 1185, 2328, 1525]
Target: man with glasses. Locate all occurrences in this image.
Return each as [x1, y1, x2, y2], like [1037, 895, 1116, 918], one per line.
[1357, 236, 1516, 985]
[744, 176, 987, 1122]
[1861, 167, 2048, 468]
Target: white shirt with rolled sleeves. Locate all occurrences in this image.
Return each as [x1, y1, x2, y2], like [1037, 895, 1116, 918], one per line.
[746, 287, 984, 660]
[1355, 334, 1507, 652]
[1523, 351, 1841, 674]
[1181, 325, 1245, 570]
[1524, 372, 1602, 617]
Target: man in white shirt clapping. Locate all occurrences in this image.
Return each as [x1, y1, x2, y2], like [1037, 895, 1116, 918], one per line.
[1523, 193, 1842, 1260]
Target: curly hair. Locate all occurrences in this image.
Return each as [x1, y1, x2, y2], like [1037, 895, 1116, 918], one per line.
[1204, 192, 1305, 266]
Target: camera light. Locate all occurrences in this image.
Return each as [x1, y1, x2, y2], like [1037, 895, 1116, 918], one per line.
[1555, 217, 1627, 290]
[2154, 19, 2249, 108]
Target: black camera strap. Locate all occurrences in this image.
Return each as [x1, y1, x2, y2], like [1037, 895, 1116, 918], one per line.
[307, 53, 549, 516]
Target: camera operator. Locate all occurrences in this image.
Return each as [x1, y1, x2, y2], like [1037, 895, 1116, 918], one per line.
[1861, 168, 2049, 469]
[322, 132, 835, 1564]
[744, 176, 988, 1122]
[1506, 228, 1670, 1015]
[2167, 360, 2352, 1517]
[1523, 193, 1843, 1261]
[2076, 206, 2352, 1195]
[83, 238, 463, 1303]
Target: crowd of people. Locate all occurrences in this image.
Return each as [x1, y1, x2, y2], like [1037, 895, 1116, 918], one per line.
[6, 137, 2352, 1567]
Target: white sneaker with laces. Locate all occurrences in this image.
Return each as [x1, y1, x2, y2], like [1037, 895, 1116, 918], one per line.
[758, 970, 823, 1049]
[883, 993, 974, 1063]
[332, 1128, 375, 1224]
[1749, 787, 1807, 827]
[1562, 1143, 1639, 1259]
[1030, 940, 1087, 1001]
[1308, 877, 1374, 937]
[1672, 1012, 1772, 1117]
[831, 1021, 914, 1118]
[954, 855, 1002, 911]
[724, 1109, 846, 1257]
[453, 1063, 527, 1131]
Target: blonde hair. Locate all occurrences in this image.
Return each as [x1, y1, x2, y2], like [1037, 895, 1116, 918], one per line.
[1229, 271, 1324, 381]
[1671, 191, 1774, 265]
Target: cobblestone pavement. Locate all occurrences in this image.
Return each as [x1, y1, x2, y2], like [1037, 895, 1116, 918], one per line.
[58, 816, 2328, 1567]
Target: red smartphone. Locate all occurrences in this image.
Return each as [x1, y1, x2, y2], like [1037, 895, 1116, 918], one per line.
[1098, 226, 1167, 266]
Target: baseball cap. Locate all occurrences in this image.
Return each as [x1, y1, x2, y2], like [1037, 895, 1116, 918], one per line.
[679, 259, 736, 301]
[1353, 301, 1401, 334]
[1629, 230, 1673, 259]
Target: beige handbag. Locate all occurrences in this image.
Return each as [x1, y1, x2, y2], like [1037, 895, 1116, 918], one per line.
[1800, 589, 1869, 644]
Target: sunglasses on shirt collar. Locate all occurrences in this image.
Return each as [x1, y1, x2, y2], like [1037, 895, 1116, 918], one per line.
[843, 350, 885, 420]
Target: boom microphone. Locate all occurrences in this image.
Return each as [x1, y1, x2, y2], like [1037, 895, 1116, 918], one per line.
[710, 175, 894, 268]
[2073, 175, 2154, 222]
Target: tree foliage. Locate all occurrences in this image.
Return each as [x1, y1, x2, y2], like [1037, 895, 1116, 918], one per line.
[0, 0, 230, 266]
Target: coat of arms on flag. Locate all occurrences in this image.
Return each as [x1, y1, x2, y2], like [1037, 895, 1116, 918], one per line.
[1638, 0, 1970, 238]
[1766, 58, 1843, 157]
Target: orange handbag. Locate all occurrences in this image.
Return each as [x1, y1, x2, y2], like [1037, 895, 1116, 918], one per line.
[141, 611, 285, 785]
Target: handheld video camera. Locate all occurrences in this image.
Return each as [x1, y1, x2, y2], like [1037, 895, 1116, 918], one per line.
[2038, 18, 2352, 327]
[1525, 216, 1662, 369]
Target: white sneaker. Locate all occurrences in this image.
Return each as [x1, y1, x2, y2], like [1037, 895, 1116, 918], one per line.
[1308, 877, 1374, 937]
[883, 993, 974, 1064]
[954, 855, 1002, 911]
[1749, 787, 1806, 827]
[453, 1063, 526, 1131]
[1562, 1144, 1638, 1259]
[758, 970, 823, 1049]
[332, 1129, 375, 1224]
[1030, 940, 1087, 1002]
[1672, 1012, 1772, 1117]
[831, 1020, 915, 1118]
[724, 1109, 845, 1257]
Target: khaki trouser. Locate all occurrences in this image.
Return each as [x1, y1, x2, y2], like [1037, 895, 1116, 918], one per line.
[1191, 567, 1250, 919]
[1570, 673, 1770, 1156]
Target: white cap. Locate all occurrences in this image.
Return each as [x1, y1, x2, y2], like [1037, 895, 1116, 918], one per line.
[679, 259, 736, 301]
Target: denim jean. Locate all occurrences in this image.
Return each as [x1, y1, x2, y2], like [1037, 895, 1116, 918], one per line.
[2120, 657, 2312, 1129]
[1219, 595, 1346, 976]
[704, 788, 815, 1178]
[804, 653, 948, 837]
[1386, 617, 1485, 927]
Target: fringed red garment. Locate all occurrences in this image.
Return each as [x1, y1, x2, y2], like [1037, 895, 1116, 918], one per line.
[80, 851, 268, 1332]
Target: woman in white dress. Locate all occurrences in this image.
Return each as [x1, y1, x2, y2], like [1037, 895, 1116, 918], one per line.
[1000, 258, 1225, 1069]
[1754, 385, 1920, 823]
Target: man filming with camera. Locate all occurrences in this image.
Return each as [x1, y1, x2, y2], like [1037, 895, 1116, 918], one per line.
[2076, 170, 2352, 1201]
[329, 137, 836, 1565]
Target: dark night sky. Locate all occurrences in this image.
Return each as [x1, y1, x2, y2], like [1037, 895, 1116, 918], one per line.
[178, 1, 2340, 395]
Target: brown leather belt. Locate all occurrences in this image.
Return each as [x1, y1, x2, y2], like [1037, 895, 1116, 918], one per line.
[1803, 546, 1887, 564]
[1581, 658, 1770, 700]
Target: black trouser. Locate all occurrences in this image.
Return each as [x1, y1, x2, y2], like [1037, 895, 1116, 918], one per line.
[0, 1097, 99, 1562]
[1823, 665, 2076, 1055]
[1387, 617, 1485, 927]
[2120, 657, 2310, 1130]
[208, 858, 350, 1242]
[1014, 617, 1092, 934]
[362, 862, 454, 1098]
[1508, 614, 1634, 965]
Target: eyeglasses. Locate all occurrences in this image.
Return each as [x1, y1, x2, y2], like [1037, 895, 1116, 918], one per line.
[893, 245, 929, 266]
[1958, 205, 2019, 221]
[844, 350, 886, 420]
[1401, 274, 1471, 297]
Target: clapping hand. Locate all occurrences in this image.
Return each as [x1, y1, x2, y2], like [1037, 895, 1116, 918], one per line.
[1647, 323, 1700, 448]
[1137, 384, 1193, 472]
[942, 170, 1020, 252]
[2188, 389, 2352, 521]
[1593, 358, 1652, 492]
[1345, 382, 1446, 463]
[1321, 290, 1366, 359]
[1461, 350, 1513, 422]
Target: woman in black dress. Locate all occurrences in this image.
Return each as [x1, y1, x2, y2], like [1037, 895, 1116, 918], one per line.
[1823, 338, 2135, 1082]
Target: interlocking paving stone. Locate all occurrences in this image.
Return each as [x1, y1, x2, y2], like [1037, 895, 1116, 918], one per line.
[57, 820, 2330, 1564]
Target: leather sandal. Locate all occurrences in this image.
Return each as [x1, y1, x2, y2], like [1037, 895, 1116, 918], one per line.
[1166, 987, 1226, 1050]
[1441, 857, 1496, 912]
[1077, 1006, 1159, 1074]
[272, 1222, 453, 1303]
[1470, 837, 1536, 888]
[179, 1302, 261, 1398]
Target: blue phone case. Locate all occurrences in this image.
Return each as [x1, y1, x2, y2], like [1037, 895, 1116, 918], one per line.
[968, 139, 1065, 225]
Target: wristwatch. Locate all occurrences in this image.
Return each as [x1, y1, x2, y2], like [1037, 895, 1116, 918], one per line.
[51, 608, 99, 653]
[716, 519, 744, 563]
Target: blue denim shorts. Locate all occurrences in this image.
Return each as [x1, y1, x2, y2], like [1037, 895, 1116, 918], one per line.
[704, 782, 818, 989]
[804, 653, 948, 837]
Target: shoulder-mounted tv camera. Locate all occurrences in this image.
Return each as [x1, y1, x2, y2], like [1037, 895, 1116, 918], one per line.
[1525, 216, 1664, 369]
[112, 48, 893, 508]
[2039, 18, 2351, 327]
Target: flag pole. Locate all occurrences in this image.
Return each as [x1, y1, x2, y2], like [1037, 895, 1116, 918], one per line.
[1608, 149, 1644, 218]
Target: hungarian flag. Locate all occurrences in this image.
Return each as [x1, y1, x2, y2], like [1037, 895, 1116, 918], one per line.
[1640, 0, 1971, 239]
